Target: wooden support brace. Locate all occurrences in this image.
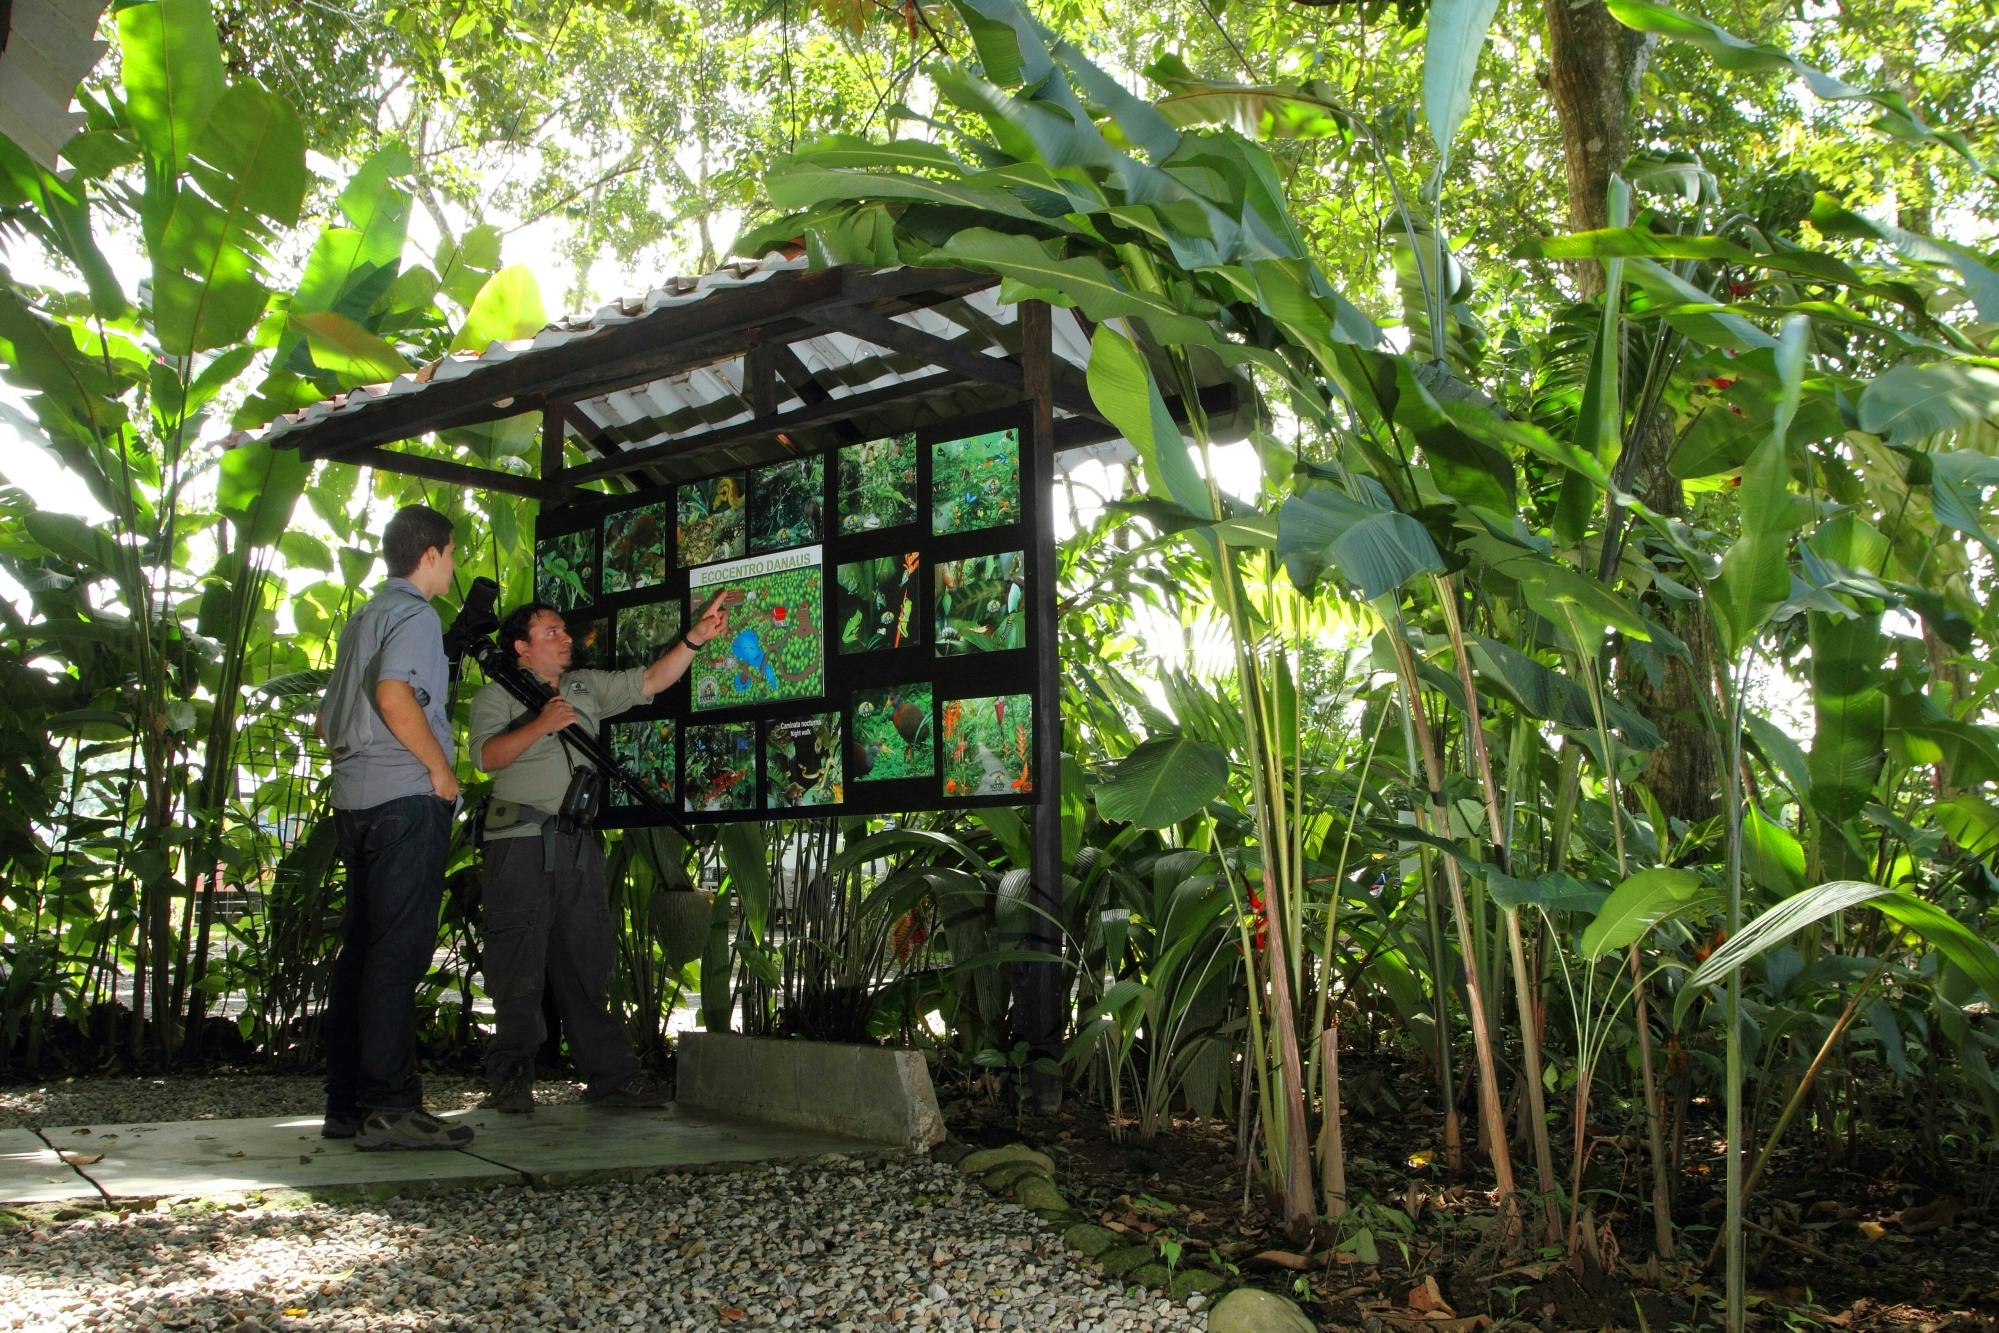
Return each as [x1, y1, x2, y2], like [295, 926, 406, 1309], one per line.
[803, 306, 1105, 423]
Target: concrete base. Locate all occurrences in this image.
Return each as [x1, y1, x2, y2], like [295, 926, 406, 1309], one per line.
[0, 1104, 887, 1206]
[677, 1033, 944, 1150]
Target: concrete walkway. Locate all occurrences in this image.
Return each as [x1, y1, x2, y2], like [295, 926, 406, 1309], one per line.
[0, 1104, 888, 1207]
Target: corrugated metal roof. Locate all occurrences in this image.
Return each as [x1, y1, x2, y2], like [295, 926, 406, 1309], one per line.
[250, 255, 1128, 477]
[1, 1, 106, 169]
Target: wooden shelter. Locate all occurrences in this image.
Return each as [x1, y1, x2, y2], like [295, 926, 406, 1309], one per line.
[251, 254, 1246, 1104]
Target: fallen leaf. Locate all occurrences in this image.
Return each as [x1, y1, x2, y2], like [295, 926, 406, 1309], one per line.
[1407, 1276, 1455, 1316]
[284, 1309, 308, 1317]
[71, 1129, 92, 1136]
[717, 1307, 748, 1321]
[1892, 1196, 1961, 1234]
[58, 1151, 102, 1167]
[298, 1156, 312, 1165]
[1855, 1221, 1888, 1241]
[1250, 1249, 1312, 1271]
[227, 1151, 246, 1159]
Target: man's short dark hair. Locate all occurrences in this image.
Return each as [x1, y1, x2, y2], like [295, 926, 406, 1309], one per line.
[383, 505, 454, 577]
[498, 601, 561, 664]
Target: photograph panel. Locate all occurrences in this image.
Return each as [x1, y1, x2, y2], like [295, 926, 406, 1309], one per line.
[942, 694, 1033, 799]
[932, 428, 1020, 535]
[689, 556, 825, 712]
[615, 600, 683, 670]
[565, 612, 610, 671]
[603, 501, 670, 594]
[834, 552, 920, 654]
[678, 474, 747, 568]
[765, 712, 842, 809]
[837, 434, 917, 535]
[685, 720, 755, 813]
[535, 529, 597, 612]
[934, 550, 1027, 655]
[609, 717, 677, 805]
[750, 455, 824, 553]
[850, 684, 935, 783]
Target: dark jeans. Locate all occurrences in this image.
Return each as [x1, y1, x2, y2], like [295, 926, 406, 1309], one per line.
[324, 792, 453, 1117]
[481, 831, 638, 1092]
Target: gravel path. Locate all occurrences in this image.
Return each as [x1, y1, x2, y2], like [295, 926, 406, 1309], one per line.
[0, 1077, 1205, 1332]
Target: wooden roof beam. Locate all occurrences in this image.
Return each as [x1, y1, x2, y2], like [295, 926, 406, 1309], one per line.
[565, 370, 968, 486]
[802, 307, 1105, 423]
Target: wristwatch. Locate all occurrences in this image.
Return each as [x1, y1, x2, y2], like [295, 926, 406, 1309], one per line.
[678, 627, 709, 651]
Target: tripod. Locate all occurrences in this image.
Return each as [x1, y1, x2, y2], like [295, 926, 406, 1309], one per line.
[444, 577, 681, 826]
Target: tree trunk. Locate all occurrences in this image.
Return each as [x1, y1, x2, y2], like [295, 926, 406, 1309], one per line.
[1543, 0, 1653, 295]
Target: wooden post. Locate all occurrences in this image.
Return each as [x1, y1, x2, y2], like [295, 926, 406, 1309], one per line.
[1018, 299, 1064, 1114]
[540, 405, 567, 502]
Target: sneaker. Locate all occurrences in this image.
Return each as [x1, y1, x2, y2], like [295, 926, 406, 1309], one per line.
[586, 1070, 674, 1108]
[322, 1113, 361, 1140]
[479, 1068, 534, 1114]
[354, 1108, 475, 1152]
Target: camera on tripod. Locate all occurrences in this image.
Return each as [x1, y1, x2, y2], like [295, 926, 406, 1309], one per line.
[441, 576, 510, 680]
[442, 577, 673, 826]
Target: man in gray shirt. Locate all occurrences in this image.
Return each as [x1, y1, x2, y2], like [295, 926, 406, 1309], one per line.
[469, 594, 729, 1112]
[317, 504, 472, 1151]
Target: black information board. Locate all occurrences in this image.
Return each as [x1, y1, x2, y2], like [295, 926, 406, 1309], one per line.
[532, 406, 1042, 826]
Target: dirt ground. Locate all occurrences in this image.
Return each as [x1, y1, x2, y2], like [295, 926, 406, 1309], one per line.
[946, 1055, 1999, 1331]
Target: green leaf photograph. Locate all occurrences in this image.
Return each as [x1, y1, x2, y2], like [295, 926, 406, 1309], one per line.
[835, 552, 921, 653]
[931, 428, 1020, 534]
[750, 455, 824, 552]
[934, 551, 1026, 654]
[609, 717, 677, 804]
[614, 599, 683, 670]
[837, 434, 917, 534]
[684, 720, 755, 813]
[603, 501, 670, 593]
[535, 529, 596, 611]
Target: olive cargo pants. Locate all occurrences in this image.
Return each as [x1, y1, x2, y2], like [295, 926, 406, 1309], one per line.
[480, 830, 640, 1092]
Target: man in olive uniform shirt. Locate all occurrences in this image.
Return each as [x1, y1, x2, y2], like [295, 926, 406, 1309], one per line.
[468, 596, 729, 1111]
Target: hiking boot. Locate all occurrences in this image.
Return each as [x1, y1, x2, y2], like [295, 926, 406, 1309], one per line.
[322, 1112, 361, 1140]
[354, 1108, 475, 1151]
[586, 1070, 674, 1108]
[479, 1068, 535, 1114]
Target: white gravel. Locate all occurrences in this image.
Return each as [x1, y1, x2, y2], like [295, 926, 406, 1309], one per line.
[0, 1077, 1202, 1332]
